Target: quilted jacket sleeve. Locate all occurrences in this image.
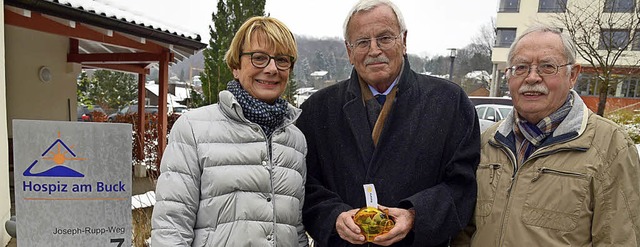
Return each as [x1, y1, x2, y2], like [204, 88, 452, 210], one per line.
[151, 115, 201, 247]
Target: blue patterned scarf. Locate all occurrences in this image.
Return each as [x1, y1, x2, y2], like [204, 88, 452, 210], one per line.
[514, 93, 574, 164]
[226, 80, 288, 137]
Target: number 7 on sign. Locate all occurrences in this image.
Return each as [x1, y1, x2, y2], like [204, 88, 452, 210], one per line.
[110, 238, 124, 247]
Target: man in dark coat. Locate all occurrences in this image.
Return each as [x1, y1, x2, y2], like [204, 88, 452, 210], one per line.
[296, 0, 481, 246]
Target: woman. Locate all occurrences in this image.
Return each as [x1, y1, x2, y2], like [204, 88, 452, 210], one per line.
[151, 16, 307, 247]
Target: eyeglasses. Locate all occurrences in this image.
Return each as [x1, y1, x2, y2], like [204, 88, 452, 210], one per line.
[347, 33, 403, 53]
[507, 63, 572, 77]
[240, 52, 294, 71]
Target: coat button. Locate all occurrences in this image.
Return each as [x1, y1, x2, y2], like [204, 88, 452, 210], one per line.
[266, 197, 271, 202]
[267, 234, 272, 241]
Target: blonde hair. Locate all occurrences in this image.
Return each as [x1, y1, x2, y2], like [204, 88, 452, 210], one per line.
[225, 16, 297, 70]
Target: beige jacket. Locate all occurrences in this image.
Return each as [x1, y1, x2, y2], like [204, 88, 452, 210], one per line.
[453, 92, 640, 246]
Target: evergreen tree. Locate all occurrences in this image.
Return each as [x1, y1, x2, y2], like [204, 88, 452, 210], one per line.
[77, 71, 94, 105]
[188, 88, 205, 108]
[283, 70, 298, 105]
[200, 0, 265, 105]
[313, 50, 328, 72]
[89, 70, 138, 111]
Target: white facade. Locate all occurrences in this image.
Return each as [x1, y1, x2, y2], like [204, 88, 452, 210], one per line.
[5, 26, 82, 136]
[0, 1, 10, 245]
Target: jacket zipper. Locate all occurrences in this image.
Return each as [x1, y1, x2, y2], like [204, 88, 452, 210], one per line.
[266, 128, 286, 246]
[252, 122, 278, 246]
[493, 135, 585, 246]
[531, 167, 587, 182]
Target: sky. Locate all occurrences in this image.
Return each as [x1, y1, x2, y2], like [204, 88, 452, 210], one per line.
[102, 0, 498, 57]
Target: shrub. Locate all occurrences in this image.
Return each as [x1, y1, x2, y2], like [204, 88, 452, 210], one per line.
[606, 110, 640, 144]
[111, 113, 181, 178]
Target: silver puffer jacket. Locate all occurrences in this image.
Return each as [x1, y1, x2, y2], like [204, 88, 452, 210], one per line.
[151, 90, 308, 247]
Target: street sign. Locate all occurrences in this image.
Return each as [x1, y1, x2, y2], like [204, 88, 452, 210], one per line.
[13, 120, 132, 246]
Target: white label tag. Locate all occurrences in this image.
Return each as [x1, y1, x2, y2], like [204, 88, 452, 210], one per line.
[363, 184, 378, 208]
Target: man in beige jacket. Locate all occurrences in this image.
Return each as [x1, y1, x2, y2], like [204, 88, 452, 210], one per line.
[453, 24, 640, 246]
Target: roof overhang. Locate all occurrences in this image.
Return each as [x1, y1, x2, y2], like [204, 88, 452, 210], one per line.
[4, 0, 207, 73]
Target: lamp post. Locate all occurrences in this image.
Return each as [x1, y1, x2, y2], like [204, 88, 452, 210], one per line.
[448, 48, 457, 81]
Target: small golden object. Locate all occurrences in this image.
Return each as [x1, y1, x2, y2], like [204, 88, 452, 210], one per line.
[352, 207, 395, 242]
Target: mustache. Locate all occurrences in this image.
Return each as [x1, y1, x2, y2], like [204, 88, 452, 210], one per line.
[364, 56, 389, 65]
[518, 84, 549, 94]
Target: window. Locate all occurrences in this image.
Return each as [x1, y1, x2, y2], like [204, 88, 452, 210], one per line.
[604, 0, 635, 12]
[539, 0, 567, 12]
[496, 28, 517, 47]
[499, 0, 520, 12]
[476, 106, 487, 119]
[575, 74, 598, 96]
[576, 74, 640, 98]
[618, 78, 640, 97]
[599, 29, 630, 50]
[485, 108, 496, 121]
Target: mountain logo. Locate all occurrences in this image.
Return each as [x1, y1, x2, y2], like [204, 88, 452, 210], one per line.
[23, 131, 87, 177]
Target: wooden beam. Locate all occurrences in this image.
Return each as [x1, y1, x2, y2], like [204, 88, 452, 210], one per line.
[67, 52, 166, 63]
[157, 51, 170, 167]
[69, 38, 79, 54]
[4, 9, 166, 53]
[137, 74, 147, 162]
[81, 64, 150, 74]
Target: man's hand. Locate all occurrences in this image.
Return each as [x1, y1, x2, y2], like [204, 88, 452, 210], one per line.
[335, 208, 366, 244]
[372, 205, 415, 246]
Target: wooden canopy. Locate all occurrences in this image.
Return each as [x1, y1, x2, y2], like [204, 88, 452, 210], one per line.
[4, 0, 207, 164]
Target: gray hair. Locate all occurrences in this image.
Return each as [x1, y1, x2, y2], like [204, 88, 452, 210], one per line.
[507, 24, 577, 68]
[342, 0, 407, 42]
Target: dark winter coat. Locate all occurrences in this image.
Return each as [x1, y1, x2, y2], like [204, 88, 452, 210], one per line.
[296, 57, 480, 247]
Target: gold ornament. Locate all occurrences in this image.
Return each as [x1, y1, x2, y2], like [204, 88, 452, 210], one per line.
[353, 207, 395, 242]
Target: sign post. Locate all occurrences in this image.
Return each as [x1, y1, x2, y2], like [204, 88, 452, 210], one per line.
[13, 120, 132, 246]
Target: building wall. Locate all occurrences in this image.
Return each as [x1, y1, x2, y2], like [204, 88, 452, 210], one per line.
[4, 25, 82, 137]
[1, 0, 11, 246]
[581, 95, 640, 113]
[491, 0, 640, 100]
[492, 0, 640, 69]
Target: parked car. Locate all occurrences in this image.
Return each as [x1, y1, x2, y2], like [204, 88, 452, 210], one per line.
[171, 106, 189, 115]
[476, 104, 513, 122]
[469, 96, 513, 106]
[108, 104, 158, 122]
[77, 105, 106, 122]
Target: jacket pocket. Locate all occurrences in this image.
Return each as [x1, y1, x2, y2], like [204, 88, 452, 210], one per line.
[522, 167, 590, 231]
[475, 163, 503, 217]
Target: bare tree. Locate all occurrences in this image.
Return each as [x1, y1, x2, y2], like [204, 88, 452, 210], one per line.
[471, 18, 496, 57]
[553, 0, 640, 115]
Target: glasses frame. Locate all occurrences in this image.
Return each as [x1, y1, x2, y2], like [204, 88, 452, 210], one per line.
[240, 52, 294, 71]
[347, 33, 403, 54]
[507, 63, 573, 78]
